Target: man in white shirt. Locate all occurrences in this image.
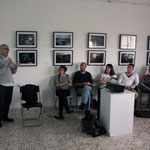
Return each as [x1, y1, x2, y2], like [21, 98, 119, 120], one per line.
[0, 44, 19, 128]
[118, 64, 139, 99]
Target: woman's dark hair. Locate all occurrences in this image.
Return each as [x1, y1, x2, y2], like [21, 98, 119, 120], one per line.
[104, 64, 115, 76]
[59, 65, 67, 72]
[58, 66, 68, 82]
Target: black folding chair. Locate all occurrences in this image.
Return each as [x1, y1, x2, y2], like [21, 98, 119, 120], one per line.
[20, 84, 43, 127]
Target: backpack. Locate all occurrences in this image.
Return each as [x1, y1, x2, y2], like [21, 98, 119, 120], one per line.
[81, 111, 106, 137]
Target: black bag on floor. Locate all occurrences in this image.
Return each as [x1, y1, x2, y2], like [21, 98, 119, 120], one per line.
[81, 112, 106, 137]
[135, 110, 150, 118]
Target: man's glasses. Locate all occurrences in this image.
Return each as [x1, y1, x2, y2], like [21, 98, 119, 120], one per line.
[4, 48, 9, 50]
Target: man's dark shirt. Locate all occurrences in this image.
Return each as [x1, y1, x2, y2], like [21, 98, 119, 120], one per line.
[73, 71, 93, 86]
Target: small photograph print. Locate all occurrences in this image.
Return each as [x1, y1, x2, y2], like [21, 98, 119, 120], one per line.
[16, 50, 37, 66]
[88, 33, 106, 49]
[16, 31, 37, 48]
[147, 36, 150, 50]
[119, 51, 136, 66]
[53, 32, 73, 48]
[147, 52, 150, 65]
[119, 34, 137, 50]
[53, 50, 73, 66]
[87, 50, 106, 66]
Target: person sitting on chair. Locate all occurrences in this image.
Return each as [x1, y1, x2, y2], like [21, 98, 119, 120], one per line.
[54, 65, 73, 120]
[139, 66, 150, 109]
[118, 63, 139, 99]
[73, 62, 93, 111]
[99, 64, 117, 85]
[140, 66, 150, 87]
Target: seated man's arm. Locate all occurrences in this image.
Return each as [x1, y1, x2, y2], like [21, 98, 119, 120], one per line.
[73, 72, 93, 87]
[75, 82, 85, 87]
[131, 74, 139, 89]
[117, 73, 123, 85]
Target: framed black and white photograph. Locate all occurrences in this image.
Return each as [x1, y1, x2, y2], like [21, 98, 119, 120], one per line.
[16, 31, 37, 48]
[16, 50, 37, 66]
[53, 32, 73, 48]
[88, 33, 107, 49]
[119, 34, 137, 50]
[87, 50, 106, 66]
[147, 36, 150, 50]
[146, 52, 150, 65]
[119, 51, 136, 66]
[53, 50, 73, 66]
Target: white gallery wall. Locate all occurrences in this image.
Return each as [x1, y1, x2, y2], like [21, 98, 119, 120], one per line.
[0, 0, 150, 108]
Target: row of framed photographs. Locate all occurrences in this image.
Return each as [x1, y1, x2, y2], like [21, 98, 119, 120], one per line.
[16, 31, 150, 50]
[55, 50, 136, 66]
[16, 50, 150, 67]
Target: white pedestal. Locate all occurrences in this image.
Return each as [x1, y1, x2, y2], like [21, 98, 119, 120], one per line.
[100, 88, 135, 136]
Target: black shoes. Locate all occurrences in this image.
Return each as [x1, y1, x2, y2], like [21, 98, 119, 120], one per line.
[79, 103, 86, 111]
[0, 118, 14, 127]
[2, 117, 14, 122]
[54, 116, 64, 120]
[67, 110, 73, 114]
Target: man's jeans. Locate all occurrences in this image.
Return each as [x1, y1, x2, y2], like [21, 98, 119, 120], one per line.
[77, 85, 92, 110]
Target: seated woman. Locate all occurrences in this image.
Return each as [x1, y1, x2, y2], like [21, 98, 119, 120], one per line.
[99, 64, 117, 85]
[54, 66, 73, 120]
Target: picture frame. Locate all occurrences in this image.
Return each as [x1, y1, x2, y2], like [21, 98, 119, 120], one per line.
[16, 31, 37, 48]
[119, 34, 137, 50]
[146, 52, 150, 65]
[87, 50, 106, 66]
[53, 32, 73, 48]
[147, 36, 150, 50]
[119, 51, 136, 66]
[88, 33, 107, 49]
[16, 50, 37, 66]
[53, 50, 73, 66]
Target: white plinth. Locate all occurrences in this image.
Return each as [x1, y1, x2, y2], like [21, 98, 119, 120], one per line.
[100, 88, 135, 136]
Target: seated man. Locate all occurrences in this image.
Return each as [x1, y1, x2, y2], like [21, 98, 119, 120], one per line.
[73, 62, 93, 111]
[140, 66, 150, 87]
[139, 66, 150, 109]
[118, 63, 139, 99]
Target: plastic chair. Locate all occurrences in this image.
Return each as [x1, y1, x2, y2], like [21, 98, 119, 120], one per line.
[20, 84, 43, 127]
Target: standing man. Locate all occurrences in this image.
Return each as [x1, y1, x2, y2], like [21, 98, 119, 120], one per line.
[73, 62, 93, 111]
[0, 44, 19, 128]
[118, 63, 139, 99]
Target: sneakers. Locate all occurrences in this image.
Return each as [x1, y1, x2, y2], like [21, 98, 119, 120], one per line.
[2, 117, 14, 122]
